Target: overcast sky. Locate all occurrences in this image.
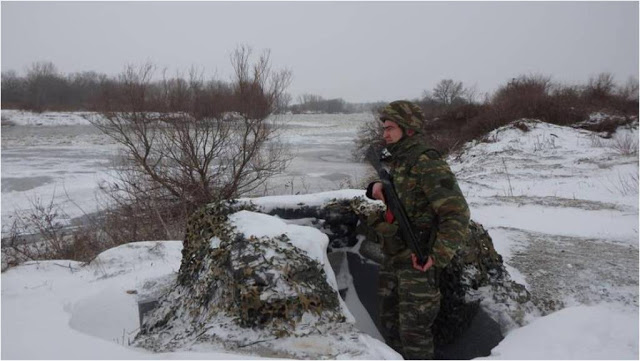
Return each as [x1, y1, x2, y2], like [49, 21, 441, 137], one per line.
[2, 1, 638, 103]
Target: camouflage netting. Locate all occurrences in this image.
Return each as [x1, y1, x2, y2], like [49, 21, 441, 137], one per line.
[134, 202, 373, 358]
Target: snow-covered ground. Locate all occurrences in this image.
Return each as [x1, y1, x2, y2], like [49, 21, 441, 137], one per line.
[451, 119, 638, 310]
[1, 112, 639, 359]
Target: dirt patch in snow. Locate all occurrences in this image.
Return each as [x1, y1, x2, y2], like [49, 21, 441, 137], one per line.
[491, 196, 636, 212]
[500, 226, 638, 310]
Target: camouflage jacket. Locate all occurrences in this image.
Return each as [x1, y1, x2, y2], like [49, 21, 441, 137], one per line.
[368, 136, 470, 269]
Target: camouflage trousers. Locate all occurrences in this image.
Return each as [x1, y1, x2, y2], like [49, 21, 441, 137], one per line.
[378, 257, 441, 360]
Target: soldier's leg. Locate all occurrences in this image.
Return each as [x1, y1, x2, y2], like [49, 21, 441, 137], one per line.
[378, 265, 402, 354]
[397, 266, 441, 360]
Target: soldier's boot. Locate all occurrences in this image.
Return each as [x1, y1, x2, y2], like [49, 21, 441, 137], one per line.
[397, 267, 441, 360]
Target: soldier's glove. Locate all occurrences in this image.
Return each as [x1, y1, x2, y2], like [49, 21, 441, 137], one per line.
[411, 254, 434, 272]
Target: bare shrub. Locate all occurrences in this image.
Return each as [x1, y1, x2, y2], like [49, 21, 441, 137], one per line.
[2, 194, 104, 270]
[352, 111, 384, 161]
[611, 133, 639, 156]
[87, 46, 292, 243]
[589, 131, 638, 156]
[489, 74, 584, 125]
[603, 172, 639, 196]
[585, 72, 616, 100]
[432, 79, 465, 106]
[618, 76, 639, 102]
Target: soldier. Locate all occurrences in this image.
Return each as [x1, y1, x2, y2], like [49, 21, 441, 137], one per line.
[365, 100, 470, 359]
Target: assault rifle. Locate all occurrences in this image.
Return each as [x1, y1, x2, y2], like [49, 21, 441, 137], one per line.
[366, 146, 432, 266]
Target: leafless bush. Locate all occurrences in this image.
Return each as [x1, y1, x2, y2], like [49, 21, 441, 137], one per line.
[491, 74, 578, 125]
[589, 131, 638, 156]
[87, 46, 292, 242]
[2, 194, 104, 270]
[618, 76, 639, 102]
[611, 133, 639, 156]
[432, 79, 466, 106]
[585, 73, 616, 100]
[603, 172, 639, 196]
[352, 112, 383, 161]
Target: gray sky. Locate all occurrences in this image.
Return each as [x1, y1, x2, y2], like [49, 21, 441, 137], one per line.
[2, 1, 638, 103]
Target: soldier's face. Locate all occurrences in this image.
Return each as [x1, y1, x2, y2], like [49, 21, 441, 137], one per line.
[383, 120, 404, 144]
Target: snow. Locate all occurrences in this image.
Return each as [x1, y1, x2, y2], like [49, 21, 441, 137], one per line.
[1, 212, 398, 359]
[2, 113, 639, 359]
[1, 242, 239, 359]
[239, 189, 366, 212]
[480, 304, 639, 360]
[1, 110, 94, 126]
[472, 204, 637, 244]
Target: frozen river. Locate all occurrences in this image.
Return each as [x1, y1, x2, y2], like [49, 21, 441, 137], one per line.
[1, 112, 374, 234]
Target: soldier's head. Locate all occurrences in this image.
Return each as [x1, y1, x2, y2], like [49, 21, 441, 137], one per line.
[379, 100, 425, 144]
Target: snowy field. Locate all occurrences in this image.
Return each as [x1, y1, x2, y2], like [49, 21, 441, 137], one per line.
[1, 110, 639, 359]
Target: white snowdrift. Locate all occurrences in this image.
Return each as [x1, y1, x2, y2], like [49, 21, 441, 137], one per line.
[481, 304, 639, 360]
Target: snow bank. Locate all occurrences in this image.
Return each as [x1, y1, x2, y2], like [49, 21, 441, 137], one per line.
[481, 304, 639, 359]
[239, 189, 367, 212]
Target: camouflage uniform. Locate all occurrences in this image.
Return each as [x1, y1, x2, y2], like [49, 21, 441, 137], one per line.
[367, 101, 470, 359]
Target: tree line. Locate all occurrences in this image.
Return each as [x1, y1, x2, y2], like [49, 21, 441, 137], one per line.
[1, 60, 292, 114]
[1, 61, 384, 114]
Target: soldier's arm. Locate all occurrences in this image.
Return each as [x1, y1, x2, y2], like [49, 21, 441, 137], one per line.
[365, 181, 399, 243]
[416, 153, 470, 269]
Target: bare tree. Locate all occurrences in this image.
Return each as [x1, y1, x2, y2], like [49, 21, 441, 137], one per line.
[433, 79, 465, 105]
[586, 72, 615, 99]
[276, 92, 293, 113]
[87, 46, 292, 241]
[1, 70, 25, 107]
[24, 61, 68, 112]
[618, 76, 639, 101]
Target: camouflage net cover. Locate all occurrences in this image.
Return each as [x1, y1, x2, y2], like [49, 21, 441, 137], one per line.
[134, 202, 355, 357]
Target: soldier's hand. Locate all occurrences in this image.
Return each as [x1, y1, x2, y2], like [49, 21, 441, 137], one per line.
[372, 182, 385, 203]
[411, 254, 434, 272]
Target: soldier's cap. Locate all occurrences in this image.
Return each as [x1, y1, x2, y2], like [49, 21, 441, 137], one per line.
[379, 100, 425, 133]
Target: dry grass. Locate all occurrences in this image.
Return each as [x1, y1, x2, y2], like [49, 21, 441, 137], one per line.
[611, 133, 639, 156]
